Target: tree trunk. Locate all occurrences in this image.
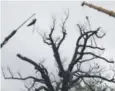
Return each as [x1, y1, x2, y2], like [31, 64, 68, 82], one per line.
[61, 71, 70, 91]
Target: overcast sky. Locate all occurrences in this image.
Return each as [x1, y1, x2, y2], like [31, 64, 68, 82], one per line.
[1, 1, 115, 91]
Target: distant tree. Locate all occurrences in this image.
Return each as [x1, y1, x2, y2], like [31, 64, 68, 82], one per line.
[2, 11, 115, 91]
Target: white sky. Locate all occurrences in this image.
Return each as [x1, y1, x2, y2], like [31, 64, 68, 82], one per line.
[1, 1, 115, 91]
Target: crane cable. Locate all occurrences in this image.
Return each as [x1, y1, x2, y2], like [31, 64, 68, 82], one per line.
[32, 15, 36, 33]
[30, 4, 38, 34]
[82, 6, 97, 47]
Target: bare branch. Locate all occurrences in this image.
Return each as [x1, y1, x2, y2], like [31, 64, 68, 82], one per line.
[55, 81, 62, 91]
[49, 16, 56, 39]
[79, 44, 105, 50]
[77, 24, 86, 38]
[95, 32, 106, 38]
[82, 78, 94, 91]
[17, 72, 22, 78]
[28, 81, 36, 91]
[7, 66, 13, 78]
[72, 74, 115, 87]
[2, 67, 44, 84]
[57, 32, 66, 49]
[78, 52, 114, 63]
[36, 86, 48, 91]
[79, 56, 96, 63]
[36, 30, 52, 45]
[57, 10, 69, 49]
[3, 73, 44, 83]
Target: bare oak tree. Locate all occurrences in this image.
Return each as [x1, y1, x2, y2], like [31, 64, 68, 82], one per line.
[2, 11, 115, 91]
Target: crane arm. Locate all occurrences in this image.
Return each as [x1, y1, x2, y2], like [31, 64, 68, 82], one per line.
[81, 1, 115, 18]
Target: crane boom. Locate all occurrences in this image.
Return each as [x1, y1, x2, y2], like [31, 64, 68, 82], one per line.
[81, 1, 115, 18]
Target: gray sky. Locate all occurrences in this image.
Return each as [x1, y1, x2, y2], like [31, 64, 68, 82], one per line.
[1, 1, 115, 91]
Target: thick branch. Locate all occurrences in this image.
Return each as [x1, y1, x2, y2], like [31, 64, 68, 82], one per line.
[17, 54, 55, 91]
[47, 17, 65, 77]
[68, 27, 100, 72]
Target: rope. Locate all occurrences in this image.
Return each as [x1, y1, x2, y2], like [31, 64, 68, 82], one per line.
[82, 6, 97, 47]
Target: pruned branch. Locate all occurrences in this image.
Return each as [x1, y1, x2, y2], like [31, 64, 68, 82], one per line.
[1, 13, 35, 48]
[1, 30, 17, 48]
